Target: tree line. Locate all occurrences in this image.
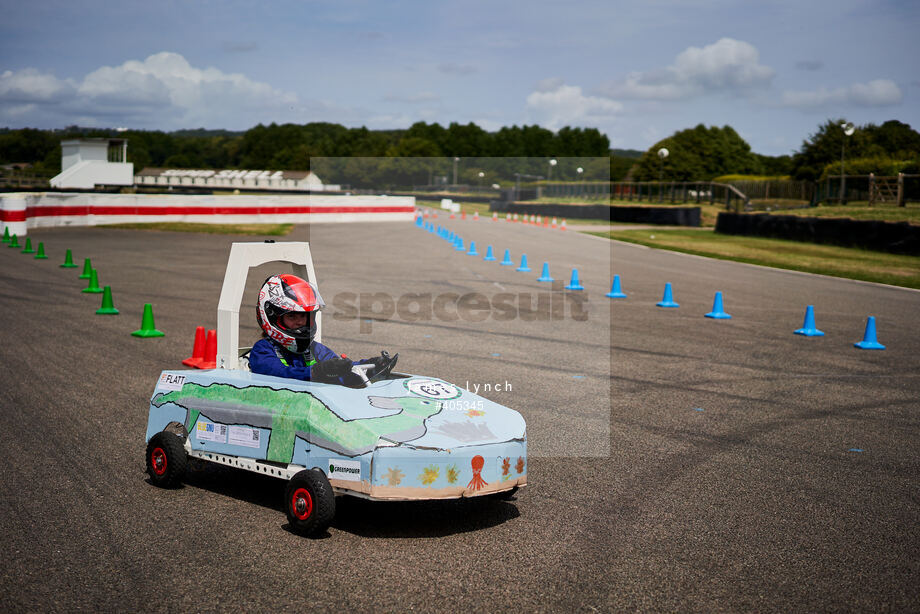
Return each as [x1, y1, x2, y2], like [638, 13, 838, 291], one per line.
[2, 118, 917, 185]
[631, 120, 920, 183]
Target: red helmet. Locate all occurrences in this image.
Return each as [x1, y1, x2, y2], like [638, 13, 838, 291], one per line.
[256, 274, 324, 353]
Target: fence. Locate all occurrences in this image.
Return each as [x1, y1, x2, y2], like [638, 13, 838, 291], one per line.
[610, 181, 751, 211]
[721, 180, 813, 204]
[0, 169, 52, 189]
[819, 173, 919, 206]
[541, 182, 610, 199]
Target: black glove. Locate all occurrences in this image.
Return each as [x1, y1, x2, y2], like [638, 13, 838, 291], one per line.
[312, 357, 353, 380]
[367, 352, 390, 370]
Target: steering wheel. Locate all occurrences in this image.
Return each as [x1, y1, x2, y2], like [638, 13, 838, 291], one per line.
[367, 351, 398, 382]
[351, 351, 399, 387]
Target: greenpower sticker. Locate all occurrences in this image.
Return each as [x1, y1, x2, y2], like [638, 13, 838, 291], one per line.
[403, 378, 462, 400]
[328, 459, 361, 482]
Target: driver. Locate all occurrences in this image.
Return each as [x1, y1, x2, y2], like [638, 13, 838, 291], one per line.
[249, 274, 388, 383]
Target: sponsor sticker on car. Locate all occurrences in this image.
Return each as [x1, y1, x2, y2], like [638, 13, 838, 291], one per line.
[157, 373, 186, 392]
[196, 420, 227, 443]
[228, 425, 261, 448]
[403, 378, 461, 400]
[328, 459, 361, 482]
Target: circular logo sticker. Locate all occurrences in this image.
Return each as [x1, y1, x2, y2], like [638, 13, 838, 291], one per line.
[403, 378, 462, 400]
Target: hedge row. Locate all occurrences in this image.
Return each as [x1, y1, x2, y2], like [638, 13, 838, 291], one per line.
[716, 212, 920, 255]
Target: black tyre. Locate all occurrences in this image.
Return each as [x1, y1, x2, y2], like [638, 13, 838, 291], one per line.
[146, 431, 188, 488]
[285, 469, 335, 536]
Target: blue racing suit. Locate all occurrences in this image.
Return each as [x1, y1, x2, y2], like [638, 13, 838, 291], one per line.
[249, 337, 371, 383]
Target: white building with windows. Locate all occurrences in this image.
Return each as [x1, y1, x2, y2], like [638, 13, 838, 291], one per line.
[50, 138, 134, 189]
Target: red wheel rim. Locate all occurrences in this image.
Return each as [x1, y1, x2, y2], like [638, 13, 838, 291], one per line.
[151, 447, 167, 476]
[291, 487, 313, 520]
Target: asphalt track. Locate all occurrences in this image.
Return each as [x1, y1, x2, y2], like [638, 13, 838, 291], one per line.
[1, 215, 918, 612]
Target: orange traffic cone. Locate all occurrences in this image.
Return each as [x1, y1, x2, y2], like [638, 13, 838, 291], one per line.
[182, 326, 206, 367]
[196, 329, 217, 369]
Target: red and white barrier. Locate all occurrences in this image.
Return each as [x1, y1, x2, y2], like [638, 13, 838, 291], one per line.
[0, 192, 416, 236]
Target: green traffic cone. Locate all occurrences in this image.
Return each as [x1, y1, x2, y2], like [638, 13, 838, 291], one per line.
[60, 249, 78, 268]
[8, 234, 19, 248]
[34, 242, 48, 260]
[131, 303, 165, 337]
[82, 268, 103, 294]
[2, 227, 9, 243]
[96, 286, 119, 314]
[21, 237, 35, 254]
[79, 258, 93, 279]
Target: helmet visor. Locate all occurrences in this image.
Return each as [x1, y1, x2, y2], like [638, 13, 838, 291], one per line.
[278, 310, 316, 334]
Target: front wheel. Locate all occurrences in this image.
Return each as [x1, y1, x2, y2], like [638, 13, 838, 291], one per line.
[285, 469, 335, 536]
[146, 431, 188, 488]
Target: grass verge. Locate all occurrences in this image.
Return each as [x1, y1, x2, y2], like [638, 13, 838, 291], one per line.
[595, 228, 920, 289]
[99, 222, 294, 235]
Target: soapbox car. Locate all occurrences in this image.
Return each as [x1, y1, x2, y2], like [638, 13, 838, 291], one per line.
[145, 241, 527, 536]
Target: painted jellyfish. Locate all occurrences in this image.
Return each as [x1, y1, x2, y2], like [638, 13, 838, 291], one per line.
[467, 455, 488, 491]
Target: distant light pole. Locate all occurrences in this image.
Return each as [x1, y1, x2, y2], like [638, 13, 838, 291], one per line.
[478, 171, 485, 190]
[576, 167, 584, 196]
[840, 122, 855, 205]
[657, 147, 669, 202]
[548, 158, 557, 182]
[453, 157, 460, 187]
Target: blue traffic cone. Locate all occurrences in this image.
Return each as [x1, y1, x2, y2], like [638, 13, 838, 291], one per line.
[537, 262, 554, 282]
[500, 249, 514, 266]
[854, 316, 885, 350]
[704, 291, 731, 319]
[455, 237, 465, 251]
[483, 245, 496, 261]
[416, 216, 423, 227]
[656, 282, 679, 308]
[516, 254, 531, 272]
[564, 268, 584, 290]
[468, 241, 479, 256]
[605, 275, 627, 298]
[794, 305, 824, 336]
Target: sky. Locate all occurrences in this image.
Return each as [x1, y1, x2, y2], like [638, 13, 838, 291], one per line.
[1, 0, 918, 156]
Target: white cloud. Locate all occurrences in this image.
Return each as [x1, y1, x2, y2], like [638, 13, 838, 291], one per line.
[526, 82, 623, 129]
[1, 52, 299, 128]
[781, 79, 903, 108]
[0, 68, 75, 103]
[600, 38, 774, 100]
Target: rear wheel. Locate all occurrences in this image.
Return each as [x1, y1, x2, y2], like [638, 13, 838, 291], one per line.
[145, 431, 187, 488]
[285, 469, 335, 536]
